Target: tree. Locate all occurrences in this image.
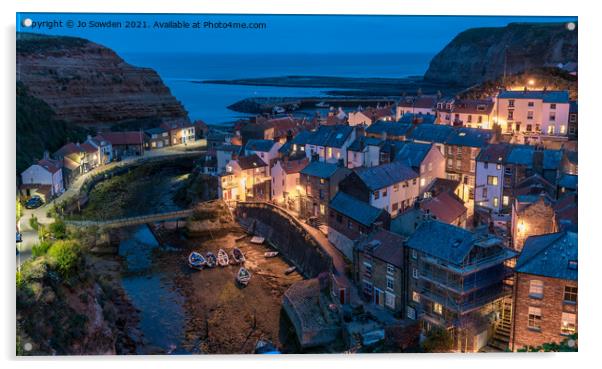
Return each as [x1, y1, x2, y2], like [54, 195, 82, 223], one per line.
[517, 334, 577, 352]
[49, 220, 68, 240]
[422, 327, 454, 353]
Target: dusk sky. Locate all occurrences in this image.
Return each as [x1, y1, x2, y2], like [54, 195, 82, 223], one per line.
[17, 13, 577, 55]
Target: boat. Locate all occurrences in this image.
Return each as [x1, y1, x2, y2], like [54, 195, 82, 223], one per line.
[236, 267, 252, 286]
[206, 252, 217, 268]
[217, 249, 229, 266]
[272, 106, 285, 114]
[255, 339, 281, 354]
[232, 247, 246, 264]
[188, 252, 206, 270]
[284, 266, 297, 275]
[264, 251, 279, 258]
[315, 101, 329, 108]
[250, 236, 265, 244]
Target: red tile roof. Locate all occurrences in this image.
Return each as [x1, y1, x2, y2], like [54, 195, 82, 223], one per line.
[358, 229, 405, 269]
[420, 191, 467, 224]
[37, 159, 62, 174]
[54, 142, 82, 157]
[96, 131, 144, 146]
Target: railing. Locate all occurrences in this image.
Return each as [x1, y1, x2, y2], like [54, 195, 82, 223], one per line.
[65, 208, 194, 228]
[419, 285, 512, 314]
[420, 249, 516, 275]
[419, 265, 514, 295]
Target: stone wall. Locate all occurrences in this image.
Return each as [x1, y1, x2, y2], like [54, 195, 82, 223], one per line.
[235, 202, 332, 279]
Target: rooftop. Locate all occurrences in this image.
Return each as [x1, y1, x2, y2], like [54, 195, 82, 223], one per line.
[393, 141, 433, 169]
[408, 123, 454, 144]
[236, 154, 267, 170]
[305, 125, 353, 148]
[498, 90, 570, 103]
[355, 161, 418, 191]
[245, 139, 277, 153]
[445, 127, 493, 148]
[420, 192, 467, 224]
[300, 161, 341, 179]
[366, 121, 414, 138]
[329, 192, 386, 227]
[516, 231, 577, 281]
[356, 229, 405, 269]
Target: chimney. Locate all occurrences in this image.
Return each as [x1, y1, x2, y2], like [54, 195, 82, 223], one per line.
[43, 150, 50, 160]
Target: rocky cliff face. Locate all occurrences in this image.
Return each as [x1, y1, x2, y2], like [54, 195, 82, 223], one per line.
[424, 22, 577, 86]
[17, 33, 189, 127]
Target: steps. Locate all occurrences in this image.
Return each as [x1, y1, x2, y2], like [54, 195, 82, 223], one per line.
[488, 299, 513, 351]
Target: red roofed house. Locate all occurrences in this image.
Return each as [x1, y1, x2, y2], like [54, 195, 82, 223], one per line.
[420, 191, 468, 228]
[161, 120, 196, 146]
[95, 131, 144, 158]
[20, 155, 64, 201]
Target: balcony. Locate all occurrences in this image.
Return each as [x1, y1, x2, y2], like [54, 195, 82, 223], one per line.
[419, 284, 512, 315]
[418, 265, 514, 295]
[420, 247, 517, 275]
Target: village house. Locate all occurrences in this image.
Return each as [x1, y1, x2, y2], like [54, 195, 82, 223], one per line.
[395, 95, 438, 120]
[354, 229, 405, 315]
[443, 127, 493, 209]
[406, 220, 518, 352]
[475, 143, 514, 214]
[328, 191, 390, 259]
[419, 191, 467, 228]
[345, 136, 384, 169]
[303, 125, 356, 166]
[20, 156, 64, 200]
[244, 139, 282, 174]
[510, 231, 577, 351]
[160, 120, 196, 146]
[193, 120, 209, 141]
[95, 131, 144, 158]
[215, 144, 242, 174]
[270, 157, 309, 212]
[195, 150, 218, 175]
[298, 161, 350, 224]
[407, 123, 454, 155]
[394, 141, 446, 193]
[144, 127, 170, 149]
[436, 98, 496, 129]
[568, 101, 578, 140]
[338, 161, 420, 217]
[398, 112, 437, 125]
[495, 90, 570, 138]
[365, 121, 414, 142]
[206, 131, 231, 149]
[218, 154, 270, 203]
[240, 115, 308, 144]
[511, 194, 557, 251]
[348, 105, 394, 126]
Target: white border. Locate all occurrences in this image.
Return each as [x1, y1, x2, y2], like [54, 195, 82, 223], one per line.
[2, 1, 599, 369]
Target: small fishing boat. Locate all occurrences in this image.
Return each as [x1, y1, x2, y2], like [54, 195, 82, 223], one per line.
[284, 266, 297, 275]
[188, 252, 206, 270]
[206, 252, 217, 268]
[315, 101, 329, 108]
[264, 251, 279, 258]
[217, 249, 229, 266]
[250, 236, 265, 244]
[232, 247, 246, 264]
[236, 267, 252, 286]
[255, 339, 281, 354]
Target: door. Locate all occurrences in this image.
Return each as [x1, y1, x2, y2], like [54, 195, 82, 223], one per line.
[339, 288, 347, 305]
[374, 288, 384, 306]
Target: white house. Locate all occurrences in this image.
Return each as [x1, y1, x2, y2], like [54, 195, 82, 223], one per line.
[339, 161, 420, 217]
[216, 144, 241, 174]
[346, 136, 383, 169]
[436, 99, 496, 129]
[244, 139, 282, 175]
[474, 143, 513, 212]
[395, 96, 438, 120]
[20, 158, 64, 198]
[495, 90, 570, 137]
[394, 142, 446, 193]
[304, 125, 356, 166]
[270, 157, 309, 210]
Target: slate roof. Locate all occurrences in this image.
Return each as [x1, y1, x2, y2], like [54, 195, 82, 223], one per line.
[290, 130, 312, 146]
[304, 125, 353, 148]
[408, 123, 454, 144]
[277, 158, 309, 175]
[476, 143, 512, 163]
[498, 90, 570, 103]
[355, 161, 418, 191]
[54, 142, 82, 158]
[300, 161, 340, 179]
[366, 121, 413, 138]
[450, 99, 495, 115]
[329, 192, 386, 227]
[347, 136, 384, 152]
[516, 231, 577, 281]
[558, 174, 578, 190]
[394, 142, 433, 168]
[95, 131, 144, 146]
[445, 127, 492, 148]
[356, 229, 405, 269]
[397, 95, 438, 109]
[406, 220, 478, 265]
[398, 113, 437, 124]
[507, 145, 535, 166]
[236, 154, 267, 170]
[543, 150, 563, 170]
[145, 127, 167, 136]
[245, 139, 277, 153]
[420, 192, 467, 224]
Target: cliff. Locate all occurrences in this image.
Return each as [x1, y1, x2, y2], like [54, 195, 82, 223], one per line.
[424, 22, 577, 86]
[17, 33, 189, 127]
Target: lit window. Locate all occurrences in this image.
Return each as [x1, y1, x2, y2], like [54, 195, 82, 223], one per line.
[487, 176, 498, 186]
[529, 280, 544, 298]
[420, 178, 426, 187]
[564, 286, 577, 303]
[493, 197, 499, 207]
[560, 312, 576, 335]
[412, 291, 420, 303]
[502, 196, 509, 206]
[560, 125, 566, 134]
[528, 307, 542, 330]
[319, 204, 325, 215]
[433, 302, 443, 315]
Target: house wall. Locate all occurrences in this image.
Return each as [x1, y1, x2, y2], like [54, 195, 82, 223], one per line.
[511, 200, 557, 251]
[216, 150, 235, 174]
[497, 98, 569, 136]
[396, 106, 434, 121]
[475, 161, 505, 212]
[369, 178, 420, 217]
[21, 165, 64, 196]
[355, 251, 404, 314]
[418, 146, 446, 192]
[348, 112, 371, 126]
[512, 273, 577, 350]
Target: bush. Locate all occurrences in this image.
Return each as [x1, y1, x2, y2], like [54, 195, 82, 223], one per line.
[31, 240, 53, 258]
[29, 215, 38, 230]
[49, 220, 68, 240]
[47, 240, 82, 278]
[422, 327, 454, 353]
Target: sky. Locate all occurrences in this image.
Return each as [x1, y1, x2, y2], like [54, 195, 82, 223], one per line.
[16, 13, 577, 55]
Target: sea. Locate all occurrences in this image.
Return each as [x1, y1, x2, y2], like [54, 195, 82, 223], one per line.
[121, 52, 434, 125]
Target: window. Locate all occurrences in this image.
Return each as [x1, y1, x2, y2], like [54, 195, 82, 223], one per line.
[412, 291, 420, 303]
[319, 204, 325, 215]
[373, 191, 380, 200]
[392, 202, 399, 211]
[526, 124, 532, 132]
[560, 313, 576, 335]
[550, 103, 557, 110]
[411, 249, 418, 259]
[393, 183, 399, 192]
[412, 268, 419, 279]
[528, 101, 534, 107]
[412, 178, 417, 185]
[560, 125, 566, 134]
[456, 160, 462, 170]
[528, 307, 542, 330]
[386, 263, 395, 275]
[382, 189, 387, 197]
[484, 162, 489, 169]
[327, 147, 332, 158]
[529, 279, 544, 298]
[507, 110, 514, 120]
[386, 276, 395, 290]
[564, 286, 577, 303]
[407, 306, 416, 320]
[320, 178, 325, 184]
[478, 115, 483, 123]
[508, 100, 515, 108]
[467, 115, 472, 123]
[496, 163, 502, 170]
[385, 292, 395, 309]
[420, 164, 425, 174]
[487, 176, 499, 186]
[502, 196, 509, 206]
[420, 178, 426, 187]
[547, 126, 555, 135]
[347, 220, 353, 230]
[319, 189, 325, 200]
[447, 159, 453, 168]
[428, 162, 433, 171]
[570, 114, 577, 123]
[527, 111, 534, 120]
[549, 112, 556, 122]
[493, 197, 499, 207]
[470, 161, 475, 173]
[433, 302, 443, 315]
[363, 262, 373, 275]
[482, 188, 488, 198]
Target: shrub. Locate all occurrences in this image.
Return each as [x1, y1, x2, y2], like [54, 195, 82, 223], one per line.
[31, 240, 53, 258]
[47, 240, 82, 278]
[29, 215, 38, 230]
[422, 327, 454, 353]
[49, 220, 68, 240]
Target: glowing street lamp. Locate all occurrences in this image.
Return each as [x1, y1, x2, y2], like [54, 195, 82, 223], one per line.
[517, 221, 527, 233]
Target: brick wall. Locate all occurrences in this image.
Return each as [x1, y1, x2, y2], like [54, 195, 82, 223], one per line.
[512, 273, 578, 350]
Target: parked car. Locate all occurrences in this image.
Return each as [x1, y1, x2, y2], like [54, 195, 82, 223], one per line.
[24, 196, 43, 209]
[16, 232, 22, 243]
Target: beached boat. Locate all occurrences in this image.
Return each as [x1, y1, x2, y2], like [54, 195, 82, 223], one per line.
[255, 339, 281, 354]
[206, 252, 217, 268]
[264, 251, 279, 258]
[236, 267, 252, 286]
[250, 236, 265, 244]
[232, 247, 246, 264]
[188, 252, 206, 270]
[217, 249, 229, 266]
[284, 266, 297, 275]
[315, 101, 329, 108]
